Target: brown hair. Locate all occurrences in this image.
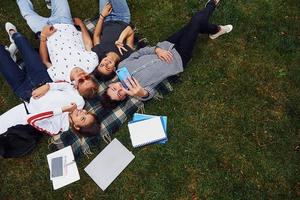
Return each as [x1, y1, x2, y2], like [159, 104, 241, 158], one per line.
[93, 67, 116, 82]
[70, 113, 101, 138]
[100, 91, 120, 109]
[79, 78, 99, 99]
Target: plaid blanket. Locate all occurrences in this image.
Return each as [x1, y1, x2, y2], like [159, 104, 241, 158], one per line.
[46, 16, 174, 158]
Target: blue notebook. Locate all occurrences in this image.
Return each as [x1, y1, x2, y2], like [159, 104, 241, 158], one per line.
[131, 113, 168, 144]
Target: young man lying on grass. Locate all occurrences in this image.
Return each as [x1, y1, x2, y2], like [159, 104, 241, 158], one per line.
[101, 0, 233, 107]
[17, 0, 99, 99]
[0, 27, 99, 137]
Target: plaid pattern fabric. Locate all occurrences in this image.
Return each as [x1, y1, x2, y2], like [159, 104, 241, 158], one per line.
[50, 78, 143, 158]
[48, 16, 173, 158]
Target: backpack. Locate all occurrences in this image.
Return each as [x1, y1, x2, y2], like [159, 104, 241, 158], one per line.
[0, 125, 43, 158]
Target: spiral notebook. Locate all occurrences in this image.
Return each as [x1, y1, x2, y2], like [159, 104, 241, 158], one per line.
[132, 113, 168, 144]
[128, 116, 167, 148]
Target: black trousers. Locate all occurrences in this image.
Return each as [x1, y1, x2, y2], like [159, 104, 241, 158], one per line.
[167, 2, 218, 67]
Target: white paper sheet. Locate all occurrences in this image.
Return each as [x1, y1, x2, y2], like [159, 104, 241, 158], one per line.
[47, 146, 80, 190]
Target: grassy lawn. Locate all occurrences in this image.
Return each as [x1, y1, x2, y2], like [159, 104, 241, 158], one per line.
[0, 0, 299, 199]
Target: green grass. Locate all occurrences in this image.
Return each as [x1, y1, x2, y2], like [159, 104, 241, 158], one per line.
[0, 0, 299, 199]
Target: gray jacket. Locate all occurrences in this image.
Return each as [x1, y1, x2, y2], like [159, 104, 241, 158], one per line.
[118, 41, 183, 101]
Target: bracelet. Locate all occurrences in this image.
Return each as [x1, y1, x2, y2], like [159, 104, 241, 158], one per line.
[100, 14, 105, 19]
[40, 33, 47, 41]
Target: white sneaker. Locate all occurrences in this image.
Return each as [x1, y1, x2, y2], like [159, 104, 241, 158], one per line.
[205, 0, 221, 7]
[8, 43, 18, 62]
[5, 22, 17, 43]
[45, 0, 51, 9]
[209, 25, 233, 40]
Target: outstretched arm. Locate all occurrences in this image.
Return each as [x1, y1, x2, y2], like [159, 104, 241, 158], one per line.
[74, 18, 93, 51]
[39, 25, 56, 68]
[93, 3, 112, 45]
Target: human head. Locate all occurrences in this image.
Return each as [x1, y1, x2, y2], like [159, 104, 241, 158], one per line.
[71, 68, 99, 99]
[69, 109, 100, 137]
[76, 74, 99, 99]
[106, 82, 127, 101]
[99, 82, 128, 109]
[95, 52, 119, 80]
[93, 67, 116, 82]
[97, 55, 116, 74]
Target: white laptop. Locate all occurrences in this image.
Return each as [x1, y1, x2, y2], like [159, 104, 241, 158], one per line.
[84, 139, 135, 191]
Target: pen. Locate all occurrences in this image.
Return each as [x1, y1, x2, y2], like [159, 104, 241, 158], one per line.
[65, 160, 76, 167]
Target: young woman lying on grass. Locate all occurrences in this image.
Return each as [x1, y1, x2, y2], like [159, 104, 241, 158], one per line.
[0, 27, 99, 137]
[101, 0, 233, 106]
[91, 0, 135, 80]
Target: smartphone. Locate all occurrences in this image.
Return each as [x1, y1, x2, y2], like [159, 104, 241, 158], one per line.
[116, 67, 132, 89]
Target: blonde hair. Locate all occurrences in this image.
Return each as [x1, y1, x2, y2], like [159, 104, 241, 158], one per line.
[78, 78, 99, 99]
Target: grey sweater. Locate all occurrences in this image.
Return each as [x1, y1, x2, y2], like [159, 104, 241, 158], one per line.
[118, 41, 183, 101]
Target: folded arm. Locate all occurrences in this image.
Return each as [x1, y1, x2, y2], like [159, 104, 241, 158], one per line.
[27, 103, 77, 135]
[122, 77, 149, 99]
[116, 26, 134, 49]
[26, 108, 63, 135]
[125, 46, 156, 60]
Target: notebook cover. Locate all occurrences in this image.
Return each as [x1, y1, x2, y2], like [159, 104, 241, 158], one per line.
[128, 117, 167, 147]
[131, 113, 168, 144]
[84, 139, 135, 191]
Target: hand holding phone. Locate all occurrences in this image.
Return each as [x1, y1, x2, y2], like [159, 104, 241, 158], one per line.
[116, 67, 132, 89]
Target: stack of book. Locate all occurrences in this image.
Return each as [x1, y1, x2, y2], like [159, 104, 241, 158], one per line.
[128, 113, 168, 148]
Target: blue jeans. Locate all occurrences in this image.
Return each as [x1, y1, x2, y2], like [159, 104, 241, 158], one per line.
[99, 0, 131, 24]
[0, 33, 52, 101]
[17, 0, 74, 33]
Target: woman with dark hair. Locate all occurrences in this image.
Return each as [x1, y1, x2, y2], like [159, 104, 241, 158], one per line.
[103, 0, 233, 104]
[92, 0, 135, 78]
